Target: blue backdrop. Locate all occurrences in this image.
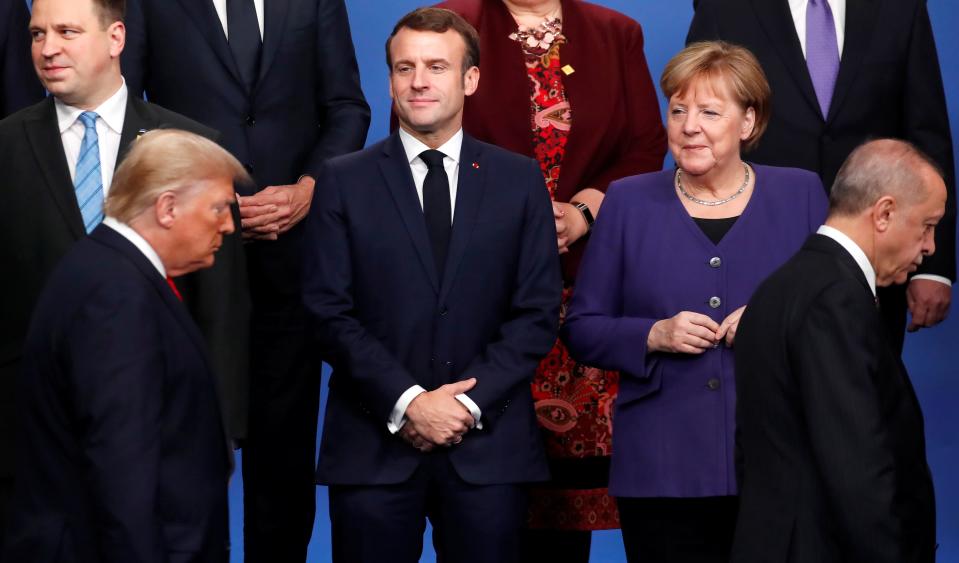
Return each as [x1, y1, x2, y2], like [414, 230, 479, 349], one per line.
[210, 1, 958, 561]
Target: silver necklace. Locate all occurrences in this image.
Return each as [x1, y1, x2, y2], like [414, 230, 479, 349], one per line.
[676, 162, 750, 206]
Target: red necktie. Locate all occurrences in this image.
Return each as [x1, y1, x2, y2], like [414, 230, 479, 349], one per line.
[166, 276, 183, 301]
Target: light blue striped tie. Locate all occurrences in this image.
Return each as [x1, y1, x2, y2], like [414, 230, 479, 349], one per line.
[74, 111, 104, 233]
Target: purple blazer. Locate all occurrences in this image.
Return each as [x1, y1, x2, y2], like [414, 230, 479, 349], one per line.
[562, 164, 827, 498]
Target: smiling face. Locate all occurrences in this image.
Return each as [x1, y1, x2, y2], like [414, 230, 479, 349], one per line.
[389, 27, 479, 146]
[165, 178, 236, 277]
[29, 0, 123, 109]
[874, 167, 947, 286]
[667, 75, 755, 183]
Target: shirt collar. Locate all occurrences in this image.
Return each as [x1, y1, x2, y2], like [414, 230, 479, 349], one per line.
[102, 216, 166, 278]
[817, 224, 876, 296]
[55, 77, 128, 135]
[398, 127, 463, 166]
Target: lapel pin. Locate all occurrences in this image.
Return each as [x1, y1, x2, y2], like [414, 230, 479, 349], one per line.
[561, 64, 575, 76]
[472, 162, 480, 169]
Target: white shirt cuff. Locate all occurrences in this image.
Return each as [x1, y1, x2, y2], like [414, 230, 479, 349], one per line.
[455, 394, 483, 430]
[387, 385, 426, 434]
[911, 274, 952, 287]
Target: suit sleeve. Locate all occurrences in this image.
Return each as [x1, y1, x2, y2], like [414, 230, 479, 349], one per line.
[303, 0, 371, 176]
[562, 182, 659, 378]
[584, 21, 665, 192]
[685, 0, 722, 44]
[792, 280, 906, 563]
[68, 286, 166, 563]
[302, 161, 420, 421]
[1, 0, 44, 118]
[904, 0, 955, 281]
[459, 159, 562, 427]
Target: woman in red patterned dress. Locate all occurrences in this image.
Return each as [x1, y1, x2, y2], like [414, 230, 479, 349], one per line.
[436, 1, 666, 561]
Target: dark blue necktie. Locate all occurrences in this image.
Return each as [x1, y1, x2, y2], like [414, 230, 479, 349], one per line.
[226, 0, 262, 92]
[420, 150, 451, 277]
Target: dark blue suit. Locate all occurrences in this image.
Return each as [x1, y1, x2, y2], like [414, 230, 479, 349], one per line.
[121, 0, 371, 556]
[304, 133, 561, 562]
[0, 0, 43, 118]
[4, 225, 231, 563]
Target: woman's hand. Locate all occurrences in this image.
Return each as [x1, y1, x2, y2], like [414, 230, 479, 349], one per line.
[716, 306, 746, 347]
[648, 311, 720, 354]
[553, 201, 589, 254]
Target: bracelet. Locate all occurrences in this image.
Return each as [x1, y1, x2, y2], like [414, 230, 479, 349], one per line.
[570, 201, 595, 232]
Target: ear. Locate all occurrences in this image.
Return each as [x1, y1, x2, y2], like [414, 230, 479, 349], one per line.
[740, 106, 756, 141]
[872, 195, 896, 233]
[154, 191, 177, 229]
[108, 21, 125, 58]
[463, 66, 480, 97]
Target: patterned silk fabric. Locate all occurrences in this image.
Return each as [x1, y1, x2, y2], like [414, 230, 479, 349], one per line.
[512, 19, 620, 531]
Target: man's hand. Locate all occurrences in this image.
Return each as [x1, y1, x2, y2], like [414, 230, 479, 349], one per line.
[237, 176, 315, 240]
[405, 378, 476, 446]
[399, 424, 437, 452]
[906, 278, 952, 332]
[553, 201, 589, 255]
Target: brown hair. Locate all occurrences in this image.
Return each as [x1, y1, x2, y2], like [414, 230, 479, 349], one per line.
[385, 7, 480, 73]
[105, 129, 250, 223]
[92, 0, 125, 28]
[829, 138, 944, 217]
[660, 41, 771, 152]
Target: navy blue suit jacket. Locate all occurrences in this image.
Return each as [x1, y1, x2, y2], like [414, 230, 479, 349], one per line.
[4, 226, 232, 563]
[121, 0, 370, 303]
[305, 133, 561, 486]
[0, 0, 43, 118]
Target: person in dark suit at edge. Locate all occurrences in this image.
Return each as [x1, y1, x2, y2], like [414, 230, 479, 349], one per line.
[4, 129, 248, 563]
[120, 2, 370, 557]
[0, 0, 248, 549]
[734, 139, 942, 563]
[0, 0, 44, 117]
[687, 0, 956, 352]
[303, 8, 561, 562]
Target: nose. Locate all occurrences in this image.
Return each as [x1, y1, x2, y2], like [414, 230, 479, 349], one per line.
[38, 33, 59, 58]
[411, 65, 428, 90]
[922, 228, 936, 256]
[682, 112, 700, 135]
[221, 212, 235, 235]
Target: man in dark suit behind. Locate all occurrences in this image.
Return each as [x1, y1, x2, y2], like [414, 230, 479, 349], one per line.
[734, 139, 943, 563]
[120, 1, 370, 556]
[0, 0, 43, 117]
[304, 8, 561, 562]
[4, 129, 246, 563]
[687, 0, 956, 351]
[0, 0, 249, 546]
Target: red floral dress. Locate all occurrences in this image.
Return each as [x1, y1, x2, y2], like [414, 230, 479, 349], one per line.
[511, 18, 621, 531]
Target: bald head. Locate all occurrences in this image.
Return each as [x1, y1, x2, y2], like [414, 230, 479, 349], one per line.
[828, 139, 943, 219]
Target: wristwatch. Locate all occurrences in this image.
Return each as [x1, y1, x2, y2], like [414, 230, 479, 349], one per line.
[570, 201, 595, 232]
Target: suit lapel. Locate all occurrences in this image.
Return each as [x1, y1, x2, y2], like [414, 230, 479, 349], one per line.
[25, 98, 85, 239]
[175, 0, 246, 91]
[826, 0, 878, 122]
[750, 0, 822, 119]
[439, 135, 486, 303]
[256, 0, 291, 88]
[118, 96, 154, 162]
[379, 134, 440, 293]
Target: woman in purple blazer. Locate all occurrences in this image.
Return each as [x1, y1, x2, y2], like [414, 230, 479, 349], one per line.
[562, 42, 828, 563]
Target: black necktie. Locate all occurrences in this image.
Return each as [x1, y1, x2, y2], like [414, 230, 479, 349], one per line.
[226, 0, 262, 92]
[420, 150, 451, 277]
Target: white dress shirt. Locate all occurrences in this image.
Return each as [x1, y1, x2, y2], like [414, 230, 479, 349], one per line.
[212, 0, 265, 40]
[102, 217, 166, 277]
[56, 79, 127, 197]
[789, 0, 846, 58]
[387, 127, 482, 434]
[817, 225, 876, 296]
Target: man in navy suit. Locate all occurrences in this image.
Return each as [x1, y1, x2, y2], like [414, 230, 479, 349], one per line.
[303, 8, 561, 563]
[120, 2, 370, 556]
[0, 0, 43, 117]
[4, 129, 246, 563]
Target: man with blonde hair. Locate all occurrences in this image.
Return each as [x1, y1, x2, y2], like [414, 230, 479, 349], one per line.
[4, 129, 247, 563]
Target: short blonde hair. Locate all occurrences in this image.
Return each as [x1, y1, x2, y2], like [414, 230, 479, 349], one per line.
[660, 41, 771, 152]
[105, 129, 250, 223]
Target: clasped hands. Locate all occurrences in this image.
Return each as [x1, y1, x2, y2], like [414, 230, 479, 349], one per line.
[399, 378, 477, 453]
[237, 176, 315, 240]
[647, 306, 746, 354]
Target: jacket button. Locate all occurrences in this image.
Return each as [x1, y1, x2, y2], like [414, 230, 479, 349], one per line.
[706, 378, 720, 390]
[246, 115, 255, 126]
[709, 296, 722, 309]
[709, 256, 722, 268]
[439, 307, 448, 316]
